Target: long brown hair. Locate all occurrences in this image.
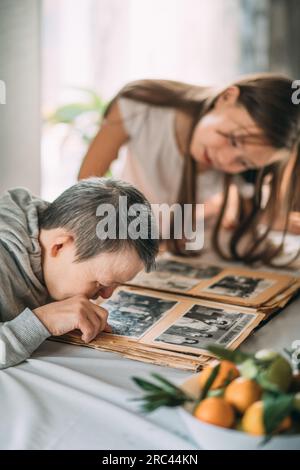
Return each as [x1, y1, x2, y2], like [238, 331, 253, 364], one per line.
[107, 75, 300, 266]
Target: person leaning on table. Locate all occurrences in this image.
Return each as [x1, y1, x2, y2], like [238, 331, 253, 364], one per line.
[0, 178, 158, 369]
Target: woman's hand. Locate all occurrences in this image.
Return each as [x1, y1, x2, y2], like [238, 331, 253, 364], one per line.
[273, 211, 300, 234]
[201, 186, 239, 231]
[223, 210, 300, 234]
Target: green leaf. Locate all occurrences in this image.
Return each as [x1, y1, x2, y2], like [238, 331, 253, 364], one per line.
[45, 85, 107, 125]
[192, 364, 221, 414]
[150, 373, 183, 394]
[259, 356, 293, 393]
[257, 374, 282, 394]
[201, 363, 220, 399]
[131, 391, 171, 402]
[133, 390, 192, 412]
[140, 397, 182, 413]
[48, 103, 95, 124]
[132, 376, 164, 393]
[224, 369, 237, 386]
[239, 359, 259, 379]
[69, 86, 105, 105]
[131, 374, 194, 413]
[207, 388, 224, 398]
[259, 435, 273, 447]
[263, 393, 294, 435]
[284, 348, 292, 359]
[207, 345, 252, 364]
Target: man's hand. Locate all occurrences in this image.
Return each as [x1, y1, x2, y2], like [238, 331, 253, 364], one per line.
[222, 211, 300, 234]
[33, 295, 112, 343]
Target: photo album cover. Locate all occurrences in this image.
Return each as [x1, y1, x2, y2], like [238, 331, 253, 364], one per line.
[53, 256, 300, 371]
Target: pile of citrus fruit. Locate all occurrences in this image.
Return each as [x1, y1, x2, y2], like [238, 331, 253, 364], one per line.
[133, 344, 300, 440]
[193, 347, 300, 437]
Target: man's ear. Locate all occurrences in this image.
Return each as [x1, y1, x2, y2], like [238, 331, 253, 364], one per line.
[50, 234, 74, 257]
[214, 86, 240, 109]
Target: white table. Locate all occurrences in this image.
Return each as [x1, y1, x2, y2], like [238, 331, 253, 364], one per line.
[1, 235, 299, 450]
[0, 292, 299, 450]
[0, 340, 196, 449]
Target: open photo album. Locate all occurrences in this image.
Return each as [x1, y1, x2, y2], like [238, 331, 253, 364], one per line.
[53, 256, 300, 371]
[126, 258, 297, 308]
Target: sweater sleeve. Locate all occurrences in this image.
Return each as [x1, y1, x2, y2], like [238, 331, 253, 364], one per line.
[0, 307, 50, 369]
[117, 97, 149, 139]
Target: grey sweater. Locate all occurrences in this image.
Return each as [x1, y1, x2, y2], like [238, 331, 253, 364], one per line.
[0, 188, 51, 369]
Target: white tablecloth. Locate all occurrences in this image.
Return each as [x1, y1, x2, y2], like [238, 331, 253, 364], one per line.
[1, 291, 299, 450]
[1, 239, 299, 450]
[0, 340, 197, 450]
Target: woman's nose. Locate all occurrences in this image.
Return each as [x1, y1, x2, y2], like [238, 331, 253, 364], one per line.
[222, 148, 242, 171]
[214, 148, 235, 170]
[227, 147, 240, 164]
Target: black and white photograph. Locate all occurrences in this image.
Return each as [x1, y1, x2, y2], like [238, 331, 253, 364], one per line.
[129, 260, 223, 292]
[154, 304, 255, 350]
[155, 259, 223, 279]
[102, 290, 177, 338]
[203, 275, 276, 299]
[130, 270, 200, 292]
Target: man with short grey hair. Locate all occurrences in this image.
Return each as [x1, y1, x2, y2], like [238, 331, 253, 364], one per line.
[0, 178, 158, 369]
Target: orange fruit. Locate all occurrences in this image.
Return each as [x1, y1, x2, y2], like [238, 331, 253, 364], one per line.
[242, 401, 292, 436]
[194, 397, 235, 428]
[224, 377, 262, 413]
[198, 360, 240, 390]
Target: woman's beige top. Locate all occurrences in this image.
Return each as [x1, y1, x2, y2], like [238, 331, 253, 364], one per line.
[113, 97, 225, 206]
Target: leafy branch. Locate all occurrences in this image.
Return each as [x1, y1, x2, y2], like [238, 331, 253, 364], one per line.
[131, 373, 195, 412]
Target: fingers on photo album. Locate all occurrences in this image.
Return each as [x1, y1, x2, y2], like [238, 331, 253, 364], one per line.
[52, 256, 300, 371]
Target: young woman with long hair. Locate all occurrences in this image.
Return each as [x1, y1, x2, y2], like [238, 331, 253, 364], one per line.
[79, 74, 300, 266]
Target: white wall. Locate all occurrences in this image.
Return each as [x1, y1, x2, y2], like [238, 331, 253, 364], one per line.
[0, 0, 41, 194]
[41, 0, 241, 200]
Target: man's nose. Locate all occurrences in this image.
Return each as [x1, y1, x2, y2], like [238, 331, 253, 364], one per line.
[100, 286, 115, 299]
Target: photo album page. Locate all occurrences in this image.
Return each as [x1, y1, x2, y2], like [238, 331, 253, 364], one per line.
[91, 287, 262, 357]
[127, 257, 297, 307]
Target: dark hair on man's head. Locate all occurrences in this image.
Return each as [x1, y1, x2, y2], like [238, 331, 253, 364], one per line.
[39, 178, 159, 271]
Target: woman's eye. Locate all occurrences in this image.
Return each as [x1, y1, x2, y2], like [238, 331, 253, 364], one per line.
[238, 159, 249, 169]
[229, 136, 238, 147]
